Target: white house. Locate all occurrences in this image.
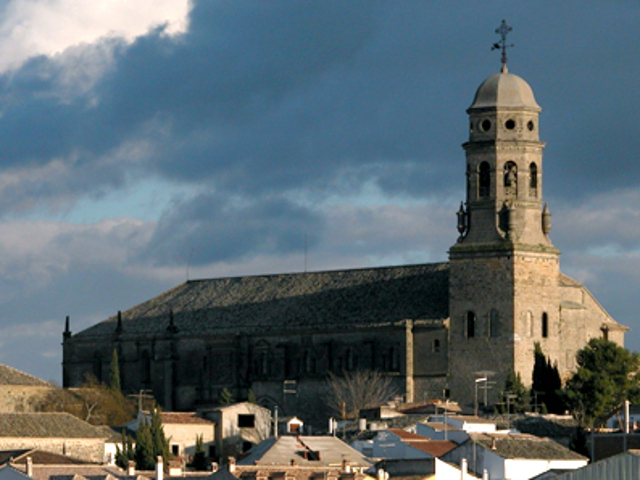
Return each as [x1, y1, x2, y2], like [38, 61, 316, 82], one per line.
[441, 433, 588, 480]
[429, 415, 497, 434]
[126, 410, 216, 461]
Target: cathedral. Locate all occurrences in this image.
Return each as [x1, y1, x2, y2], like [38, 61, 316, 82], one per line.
[62, 57, 626, 417]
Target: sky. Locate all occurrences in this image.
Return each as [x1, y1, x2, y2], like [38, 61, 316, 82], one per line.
[0, 0, 638, 383]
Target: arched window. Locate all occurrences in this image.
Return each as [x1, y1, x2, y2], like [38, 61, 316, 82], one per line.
[489, 310, 500, 338]
[529, 162, 538, 197]
[529, 163, 538, 188]
[479, 162, 490, 197]
[504, 161, 518, 195]
[542, 313, 549, 338]
[466, 312, 476, 338]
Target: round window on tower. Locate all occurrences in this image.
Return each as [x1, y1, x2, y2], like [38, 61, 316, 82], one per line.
[527, 120, 535, 131]
[505, 119, 516, 130]
[480, 119, 491, 132]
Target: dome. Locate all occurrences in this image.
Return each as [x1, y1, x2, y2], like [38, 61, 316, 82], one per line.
[469, 70, 540, 111]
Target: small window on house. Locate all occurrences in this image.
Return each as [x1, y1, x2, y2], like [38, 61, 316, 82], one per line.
[466, 312, 476, 338]
[171, 445, 179, 456]
[542, 313, 549, 338]
[602, 327, 609, 341]
[238, 414, 255, 428]
[479, 162, 490, 197]
[433, 339, 441, 353]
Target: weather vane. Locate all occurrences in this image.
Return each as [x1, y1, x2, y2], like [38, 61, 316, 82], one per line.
[491, 19, 513, 72]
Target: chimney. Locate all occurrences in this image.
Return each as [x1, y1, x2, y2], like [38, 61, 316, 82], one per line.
[26, 457, 33, 478]
[156, 456, 163, 480]
[491, 437, 497, 450]
[127, 460, 136, 476]
[625, 400, 631, 434]
[211, 462, 219, 473]
[377, 469, 386, 480]
[228, 457, 236, 473]
[482, 469, 489, 480]
[460, 459, 468, 479]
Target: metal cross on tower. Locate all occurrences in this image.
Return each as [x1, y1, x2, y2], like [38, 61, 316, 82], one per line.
[491, 19, 514, 72]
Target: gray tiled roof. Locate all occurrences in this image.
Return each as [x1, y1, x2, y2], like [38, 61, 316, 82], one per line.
[0, 414, 108, 439]
[74, 263, 449, 338]
[0, 365, 51, 387]
[239, 436, 372, 467]
[470, 433, 587, 461]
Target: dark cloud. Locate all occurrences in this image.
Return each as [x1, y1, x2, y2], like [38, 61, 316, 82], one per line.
[142, 193, 324, 266]
[0, 0, 636, 214]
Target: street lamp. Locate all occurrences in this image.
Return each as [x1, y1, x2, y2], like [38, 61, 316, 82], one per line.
[475, 377, 487, 416]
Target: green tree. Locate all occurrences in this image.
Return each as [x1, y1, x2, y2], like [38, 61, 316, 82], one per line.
[563, 338, 640, 427]
[134, 419, 155, 470]
[150, 409, 171, 465]
[219, 387, 234, 405]
[532, 343, 564, 413]
[116, 431, 135, 469]
[500, 370, 528, 413]
[133, 410, 171, 471]
[109, 349, 121, 393]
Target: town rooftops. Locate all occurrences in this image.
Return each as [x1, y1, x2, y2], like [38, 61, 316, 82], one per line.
[387, 429, 457, 457]
[0, 450, 89, 466]
[0, 413, 107, 439]
[0, 365, 51, 387]
[238, 436, 372, 468]
[71, 263, 449, 338]
[469, 433, 588, 461]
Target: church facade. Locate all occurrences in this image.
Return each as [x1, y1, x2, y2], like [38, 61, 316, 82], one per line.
[62, 65, 626, 416]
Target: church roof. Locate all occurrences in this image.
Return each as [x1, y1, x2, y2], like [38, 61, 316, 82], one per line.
[469, 71, 540, 111]
[73, 263, 449, 338]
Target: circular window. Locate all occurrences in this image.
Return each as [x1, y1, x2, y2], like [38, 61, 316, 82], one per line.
[505, 119, 515, 130]
[480, 119, 491, 132]
[527, 120, 534, 131]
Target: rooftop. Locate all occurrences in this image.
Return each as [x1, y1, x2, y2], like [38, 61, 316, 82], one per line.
[0, 365, 51, 387]
[72, 263, 449, 338]
[0, 414, 108, 439]
[469, 433, 588, 461]
[238, 436, 372, 468]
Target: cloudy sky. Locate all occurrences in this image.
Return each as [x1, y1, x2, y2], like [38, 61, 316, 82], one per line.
[0, 0, 638, 383]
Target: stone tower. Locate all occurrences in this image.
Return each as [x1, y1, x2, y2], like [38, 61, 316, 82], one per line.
[448, 64, 560, 405]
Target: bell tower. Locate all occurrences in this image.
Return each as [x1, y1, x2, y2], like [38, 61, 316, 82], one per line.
[448, 22, 560, 406]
